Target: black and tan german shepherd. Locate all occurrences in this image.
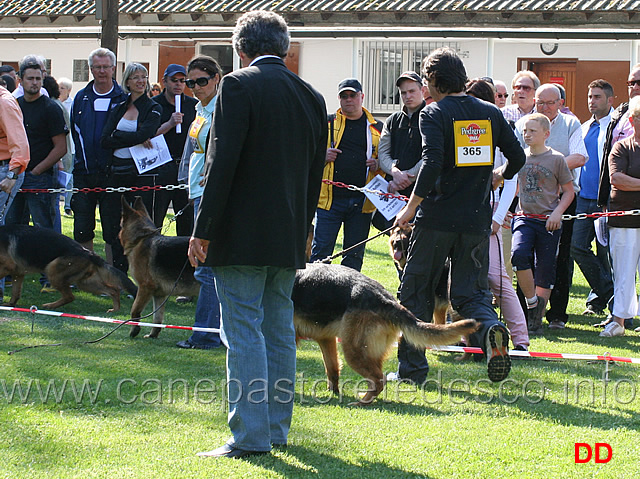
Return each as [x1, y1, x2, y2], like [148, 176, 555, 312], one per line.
[292, 263, 478, 405]
[0, 224, 137, 311]
[119, 196, 200, 339]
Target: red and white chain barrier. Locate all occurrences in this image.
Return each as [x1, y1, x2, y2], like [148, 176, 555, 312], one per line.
[18, 184, 187, 195]
[0, 305, 220, 334]
[321, 179, 640, 221]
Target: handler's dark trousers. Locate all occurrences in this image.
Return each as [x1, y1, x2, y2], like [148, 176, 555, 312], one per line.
[399, 226, 505, 379]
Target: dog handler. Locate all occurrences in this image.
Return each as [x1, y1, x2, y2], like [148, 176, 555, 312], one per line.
[395, 48, 525, 382]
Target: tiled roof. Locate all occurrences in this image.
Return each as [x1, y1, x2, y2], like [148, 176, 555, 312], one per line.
[0, 0, 638, 17]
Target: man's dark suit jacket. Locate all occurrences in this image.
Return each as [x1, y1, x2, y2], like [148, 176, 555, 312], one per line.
[194, 56, 327, 269]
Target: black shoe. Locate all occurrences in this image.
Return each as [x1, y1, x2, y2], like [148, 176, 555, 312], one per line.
[511, 344, 529, 360]
[485, 324, 511, 382]
[176, 296, 193, 304]
[526, 296, 545, 336]
[624, 318, 634, 330]
[196, 444, 268, 458]
[583, 304, 605, 316]
[176, 340, 219, 350]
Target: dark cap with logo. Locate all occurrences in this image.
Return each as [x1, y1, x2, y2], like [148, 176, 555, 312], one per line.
[396, 71, 423, 87]
[338, 78, 363, 94]
[163, 64, 187, 78]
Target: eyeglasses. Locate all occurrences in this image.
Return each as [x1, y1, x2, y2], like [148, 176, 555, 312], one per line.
[627, 80, 640, 88]
[339, 92, 360, 99]
[185, 75, 215, 88]
[91, 65, 114, 71]
[130, 75, 148, 82]
[536, 100, 559, 107]
[514, 84, 533, 91]
[496, 93, 509, 99]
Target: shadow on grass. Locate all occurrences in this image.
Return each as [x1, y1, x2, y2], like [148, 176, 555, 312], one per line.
[256, 444, 434, 479]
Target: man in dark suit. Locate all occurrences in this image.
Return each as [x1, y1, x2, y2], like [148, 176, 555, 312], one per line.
[188, 10, 327, 459]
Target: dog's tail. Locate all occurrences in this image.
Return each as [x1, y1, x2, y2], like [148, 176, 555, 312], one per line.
[391, 303, 479, 348]
[89, 255, 138, 296]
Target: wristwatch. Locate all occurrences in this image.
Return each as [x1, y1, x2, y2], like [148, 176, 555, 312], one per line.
[5, 171, 16, 180]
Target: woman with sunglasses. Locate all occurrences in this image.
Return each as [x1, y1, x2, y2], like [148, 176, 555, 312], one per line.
[150, 82, 162, 98]
[174, 55, 223, 350]
[100, 62, 162, 273]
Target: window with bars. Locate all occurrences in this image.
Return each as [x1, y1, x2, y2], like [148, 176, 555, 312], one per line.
[360, 40, 460, 114]
[73, 59, 89, 82]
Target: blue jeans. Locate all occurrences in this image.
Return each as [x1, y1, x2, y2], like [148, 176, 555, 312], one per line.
[213, 265, 297, 451]
[570, 196, 613, 311]
[310, 195, 372, 271]
[0, 165, 25, 296]
[187, 197, 221, 348]
[5, 171, 55, 229]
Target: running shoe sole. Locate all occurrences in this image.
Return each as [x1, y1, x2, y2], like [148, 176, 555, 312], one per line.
[486, 324, 511, 382]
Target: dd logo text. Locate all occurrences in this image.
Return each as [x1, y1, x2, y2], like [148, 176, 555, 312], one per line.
[574, 443, 612, 464]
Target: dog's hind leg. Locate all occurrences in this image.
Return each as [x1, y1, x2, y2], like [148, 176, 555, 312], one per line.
[7, 273, 25, 307]
[144, 295, 167, 339]
[129, 287, 154, 338]
[317, 337, 341, 394]
[340, 312, 390, 406]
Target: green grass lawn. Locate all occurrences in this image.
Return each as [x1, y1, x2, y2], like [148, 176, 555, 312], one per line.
[2, 215, 640, 478]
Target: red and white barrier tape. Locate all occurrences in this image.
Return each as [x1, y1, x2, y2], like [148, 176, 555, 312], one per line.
[428, 345, 640, 364]
[4, 305, 637, 363]
[0, 305, 220, 334]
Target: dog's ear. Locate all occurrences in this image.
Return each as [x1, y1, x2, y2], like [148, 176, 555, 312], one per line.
[121, 196, 134, 217]
[133, 196, 147, 213]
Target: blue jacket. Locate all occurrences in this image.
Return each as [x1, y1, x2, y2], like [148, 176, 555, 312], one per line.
[70, 79, 126, 175]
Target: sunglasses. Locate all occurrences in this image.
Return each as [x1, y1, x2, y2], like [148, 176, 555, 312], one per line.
[627, 80, 640, 88]
[496, 93, 509, 98]
[514, 84, 533, 91]
[186, 75, 215, 88]
[168, 77, 186, 83]
[339, 91, 360, 99]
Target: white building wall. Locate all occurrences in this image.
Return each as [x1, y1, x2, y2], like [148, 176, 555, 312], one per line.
[298, 38, 356, 113]
[2, 35, 638, 111]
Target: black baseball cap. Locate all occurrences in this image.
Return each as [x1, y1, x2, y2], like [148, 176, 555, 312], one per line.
[338, 78, 362, 94]
[396, 71, 423, 87]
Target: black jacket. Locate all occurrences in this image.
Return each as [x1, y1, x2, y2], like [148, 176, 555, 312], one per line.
[194, 56, 327, 268]
[597, 102, 629, 208]
[100, 93, 162, 159]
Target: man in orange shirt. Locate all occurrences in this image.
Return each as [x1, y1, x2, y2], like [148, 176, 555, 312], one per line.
[0, 84, 29, 298]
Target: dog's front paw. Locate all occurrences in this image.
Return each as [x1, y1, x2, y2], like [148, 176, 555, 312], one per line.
[130, 325, 141, 337]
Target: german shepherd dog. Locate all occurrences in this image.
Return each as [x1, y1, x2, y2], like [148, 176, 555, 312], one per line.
[292, 263, 478, 405]
[0, 224, 137, 311]
[119, 197, 200, 339]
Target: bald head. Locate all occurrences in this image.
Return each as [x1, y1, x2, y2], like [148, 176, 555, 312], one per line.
[535, 84, 562, 121]
[628, 64, 640, 100]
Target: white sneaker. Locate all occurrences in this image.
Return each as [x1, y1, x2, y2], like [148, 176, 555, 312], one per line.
[599, 322, 625, 337]
[386, 372, 400, 382]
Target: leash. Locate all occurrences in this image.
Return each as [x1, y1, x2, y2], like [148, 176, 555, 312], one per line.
[8, 258, 193, 355]
[315, 224, 397, 264]
[0, 194, 12, 223]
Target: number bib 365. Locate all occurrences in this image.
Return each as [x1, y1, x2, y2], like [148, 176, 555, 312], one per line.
[454, 119, 493, 167]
